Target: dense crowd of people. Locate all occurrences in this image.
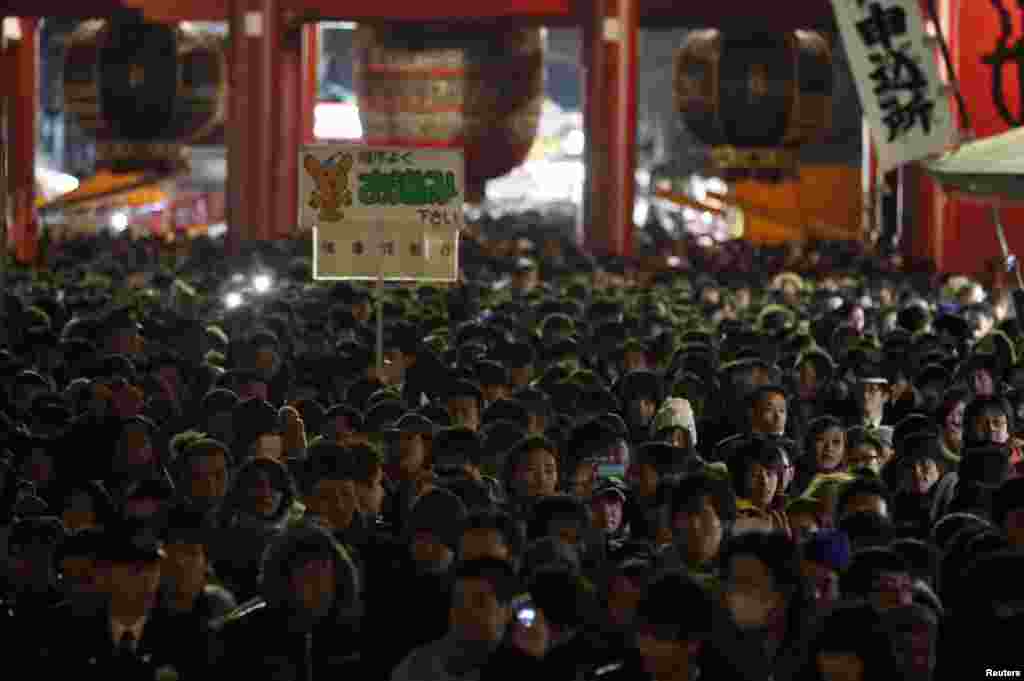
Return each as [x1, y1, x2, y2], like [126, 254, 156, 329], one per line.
[0, 222, 1022, 681]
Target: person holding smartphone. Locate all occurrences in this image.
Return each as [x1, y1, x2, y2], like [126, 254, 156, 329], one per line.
[390, 558, 549, 681]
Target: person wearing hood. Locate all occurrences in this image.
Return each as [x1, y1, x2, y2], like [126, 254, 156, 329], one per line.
[890, 433, 947, 537]
[962, 395, 1024, 476]
[375, 488, 470, 675]
[214, 522, 362, 680]
[211, 457, 302, 600]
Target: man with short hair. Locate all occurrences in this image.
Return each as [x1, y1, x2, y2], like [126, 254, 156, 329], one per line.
[390, 558, 547, 681]
[176, 438, 231, 518]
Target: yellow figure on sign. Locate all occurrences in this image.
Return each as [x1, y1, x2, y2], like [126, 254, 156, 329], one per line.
[304, 153, 353, 223]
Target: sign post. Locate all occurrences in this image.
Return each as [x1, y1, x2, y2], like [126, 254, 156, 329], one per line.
[300, 144, 463, 283]
[300, 144, 465, 372]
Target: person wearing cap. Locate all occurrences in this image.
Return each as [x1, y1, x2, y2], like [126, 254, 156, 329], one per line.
[853, 364, 890, 430]
[590, 479, 627, 537]
[44, 527, 168, 678]
[589, 480, 629, 560]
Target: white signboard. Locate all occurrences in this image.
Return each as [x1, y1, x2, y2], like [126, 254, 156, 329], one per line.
[300, 144, 463, 282]
[832, 0, 955, 170]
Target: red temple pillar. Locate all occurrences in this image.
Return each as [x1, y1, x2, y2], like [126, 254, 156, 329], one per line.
[301, 23, 318, 146]
[582, 0, 637, 257]
[5, 18, 38, 265]
[227, 0, 258, 254]
[258, 0, 280, 241]
[271, 20, 303, 238]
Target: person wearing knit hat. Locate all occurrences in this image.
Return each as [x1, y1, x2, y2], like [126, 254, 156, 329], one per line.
[890, 433, 948, 535]
[651, 397, 698, 451]
[406, 488, 468, 576]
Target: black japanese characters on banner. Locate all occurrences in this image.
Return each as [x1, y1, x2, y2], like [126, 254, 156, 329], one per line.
[982, 0, 1024, 127]
[855, 1, 936, 142]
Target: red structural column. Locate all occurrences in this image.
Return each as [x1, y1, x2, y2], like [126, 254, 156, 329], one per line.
[258, 0, 279, 241]
[581, 0, 637, 257]
[7, 18, 38, 265]
[272, 21, 302, 238]
[227, 0, 256, 254]
[301, 24, 317, 145]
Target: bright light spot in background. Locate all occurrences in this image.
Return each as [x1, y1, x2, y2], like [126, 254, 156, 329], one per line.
[634, 198, 650, 226]
[36, 167, 80, 200]
[562, 129, 585, 156]
[110, 212, 129, 232]
[231, 273, 246, 284]
[705, 177, 727, 196]
[252, 274, 272, 293]
[207, 223, 227, 239]
[224, 292, 244, 309]
[667, 256, 682, 268]
[314, 103, 363, 140]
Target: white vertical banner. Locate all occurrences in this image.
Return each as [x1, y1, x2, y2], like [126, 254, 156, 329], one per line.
[832, 0, 955, 171]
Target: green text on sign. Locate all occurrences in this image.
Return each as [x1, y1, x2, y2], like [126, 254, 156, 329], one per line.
[358, 169, 460, 207]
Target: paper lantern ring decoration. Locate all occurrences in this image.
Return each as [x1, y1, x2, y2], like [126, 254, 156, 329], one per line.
[675, 30, 834, 181]
[63, 18, 227, 171]
[353, 24, 544, 203]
